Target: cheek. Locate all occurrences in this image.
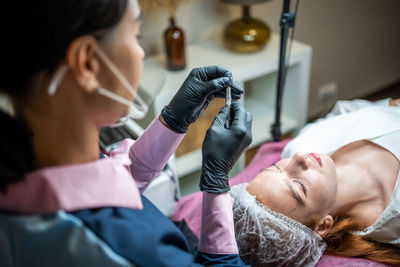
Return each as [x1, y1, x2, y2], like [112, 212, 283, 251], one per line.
[322, 155, 337, 179]
[320, 158, 338, 195]
[131, 45, 144, 89]
[308, 172, 336, 208]
[119, 43, 143, 91]
[308, 172, 327, 194]
[111, 32, 144, 87]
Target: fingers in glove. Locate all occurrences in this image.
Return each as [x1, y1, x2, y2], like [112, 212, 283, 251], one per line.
[206, 76, 232, 95]
[193, 66, 243, 100]
[230, 83, 244, 99]
[189, 66, 232, 83]
[187, 67, 232, 100]
[201, 66, 238, 99]
[203, 66, 232, 81]
[230, 102, 253, 143]
[230, 101, 248, 129]
[231, 101, 252, 131]
[213, 82, 243, 100]
[210, 105, 229, 128]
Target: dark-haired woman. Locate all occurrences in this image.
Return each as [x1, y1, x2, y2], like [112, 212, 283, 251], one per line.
[0, 1, 252, 266]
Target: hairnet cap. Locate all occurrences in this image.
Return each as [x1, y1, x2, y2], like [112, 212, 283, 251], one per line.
[230, 183, 327, 267]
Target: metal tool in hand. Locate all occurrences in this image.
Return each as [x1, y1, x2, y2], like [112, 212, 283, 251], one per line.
[225, 86, 231, 128]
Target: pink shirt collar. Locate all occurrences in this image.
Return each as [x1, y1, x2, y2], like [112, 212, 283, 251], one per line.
[0, 156, 143, 214]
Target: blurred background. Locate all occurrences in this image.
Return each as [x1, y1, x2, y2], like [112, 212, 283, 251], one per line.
[139, 0, 400, 120]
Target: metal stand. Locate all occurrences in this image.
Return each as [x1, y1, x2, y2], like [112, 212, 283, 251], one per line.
[271, 0, 296, 141]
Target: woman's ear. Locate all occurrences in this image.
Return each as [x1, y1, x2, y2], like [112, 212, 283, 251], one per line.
[65, 36, 100, 93]
[314, 215, 333, 237]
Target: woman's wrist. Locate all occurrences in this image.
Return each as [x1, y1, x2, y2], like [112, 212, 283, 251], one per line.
[159, 114, 174, 130]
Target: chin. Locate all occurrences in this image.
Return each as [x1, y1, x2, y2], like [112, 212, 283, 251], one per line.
[120, 107, 131, 118]
[321, 154, 334, 167]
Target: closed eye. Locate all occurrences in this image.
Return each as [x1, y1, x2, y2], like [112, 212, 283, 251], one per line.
[287, 180, 305, 206]
[294, 179, 307, 197]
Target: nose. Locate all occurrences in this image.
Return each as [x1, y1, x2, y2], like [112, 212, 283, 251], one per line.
[287, 152, 309, 171]
[138, 45, 145, 60]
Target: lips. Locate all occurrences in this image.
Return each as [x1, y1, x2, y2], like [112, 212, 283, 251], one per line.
[309, 153, 322, 167]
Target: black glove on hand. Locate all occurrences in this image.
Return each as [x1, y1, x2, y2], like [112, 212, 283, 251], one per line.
[161, 66, 243, 133]
[199, 101, 252, 193]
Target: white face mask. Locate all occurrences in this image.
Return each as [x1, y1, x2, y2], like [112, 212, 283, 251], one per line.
[47, 46, 151, 126]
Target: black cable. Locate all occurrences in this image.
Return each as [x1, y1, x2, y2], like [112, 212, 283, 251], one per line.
[284, 0, 300, 79]
[271, 0, 300, 141]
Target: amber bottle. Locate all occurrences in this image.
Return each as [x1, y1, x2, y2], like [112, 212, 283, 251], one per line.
[164, 17, 186, 71]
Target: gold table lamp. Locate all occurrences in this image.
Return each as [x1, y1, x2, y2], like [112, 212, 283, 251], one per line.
[221, 0, 271, 53]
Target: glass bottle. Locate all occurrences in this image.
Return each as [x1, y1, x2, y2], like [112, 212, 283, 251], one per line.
[223, 5, 270, 53]
[164, 16, 186, 71]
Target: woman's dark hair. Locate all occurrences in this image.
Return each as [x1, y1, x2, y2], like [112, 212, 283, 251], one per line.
[0, 0, 128, 191]
[1, 0, 128, 95]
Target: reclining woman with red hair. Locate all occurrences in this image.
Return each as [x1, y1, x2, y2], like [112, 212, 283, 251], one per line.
[231, 98, 400, 266]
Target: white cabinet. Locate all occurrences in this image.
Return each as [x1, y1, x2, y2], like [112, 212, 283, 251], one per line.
[142, 33, 312, 212]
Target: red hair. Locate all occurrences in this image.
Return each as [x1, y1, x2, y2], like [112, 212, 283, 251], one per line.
[323, 216, 400, 265]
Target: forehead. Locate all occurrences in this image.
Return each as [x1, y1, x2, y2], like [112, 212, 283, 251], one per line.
[248, 172, 298, 212]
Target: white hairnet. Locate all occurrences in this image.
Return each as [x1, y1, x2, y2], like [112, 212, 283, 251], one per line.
[230, 183, 327, 267]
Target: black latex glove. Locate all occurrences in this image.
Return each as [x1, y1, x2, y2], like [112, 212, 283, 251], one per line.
[161, 66, 243, 133]
[199, 101, 252, 193]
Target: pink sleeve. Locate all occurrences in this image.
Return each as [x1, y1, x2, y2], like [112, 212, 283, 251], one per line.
[129, 116, 185, 192]
[198, 192, 238, 254]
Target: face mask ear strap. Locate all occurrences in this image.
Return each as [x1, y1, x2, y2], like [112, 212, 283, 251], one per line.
[47, 65, 69, 96]
[94, 46, 147, 112]
[108, 116, 130, 128]
[96, 87, 133, 106]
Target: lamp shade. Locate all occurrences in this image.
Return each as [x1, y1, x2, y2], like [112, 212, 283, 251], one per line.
[220, 0, 270, 4]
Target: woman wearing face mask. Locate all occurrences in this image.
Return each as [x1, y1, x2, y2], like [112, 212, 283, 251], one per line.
[231, 99, 400, 266]
[0, 1, 252, 266]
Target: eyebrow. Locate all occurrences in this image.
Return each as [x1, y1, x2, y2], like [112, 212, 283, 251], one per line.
[273, 164, 281, 171]
[260, 164, 279, 173]
[261, 168, 274, 173]
[286, 180, 305, 206]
